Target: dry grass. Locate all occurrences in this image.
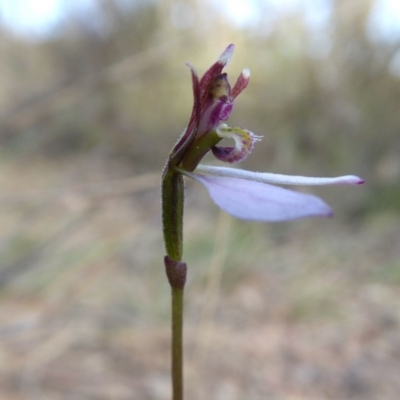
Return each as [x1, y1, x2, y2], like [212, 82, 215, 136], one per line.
[0, 155, 399, 399]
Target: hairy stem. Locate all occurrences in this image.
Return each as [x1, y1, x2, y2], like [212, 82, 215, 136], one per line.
[164, 256, 187, 400]
[162, 168, 184, 261]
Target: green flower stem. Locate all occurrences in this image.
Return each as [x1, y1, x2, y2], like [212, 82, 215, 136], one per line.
[162, 168, 184, 261]
[162, 164, 187, 400]
[171, 286, 184, 400]
[162, 127, 218, 398]
[164, 255, 187, 400]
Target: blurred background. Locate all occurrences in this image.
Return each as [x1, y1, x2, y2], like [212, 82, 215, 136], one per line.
[0, 0, 399, 399]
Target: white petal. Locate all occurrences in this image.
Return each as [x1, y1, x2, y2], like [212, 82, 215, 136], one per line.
[195, 165, 365, 186]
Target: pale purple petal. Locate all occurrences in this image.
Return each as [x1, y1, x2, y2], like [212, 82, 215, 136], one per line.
[187, 173, 333, 222]
[195, 165, 365, 186]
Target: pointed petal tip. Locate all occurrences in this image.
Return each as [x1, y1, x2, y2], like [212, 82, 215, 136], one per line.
[219, 44, 235, 65]
[340, 175, 365, 185]
[242, 68, 250, 78]
[186, 62, 198, 76]
[232, 68, 251, 98]
[304, 202, 334, 220]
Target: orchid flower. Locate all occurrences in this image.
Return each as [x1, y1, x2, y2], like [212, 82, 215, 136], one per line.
[161, 44, 364, 399]
[163, 44, 364, 242]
